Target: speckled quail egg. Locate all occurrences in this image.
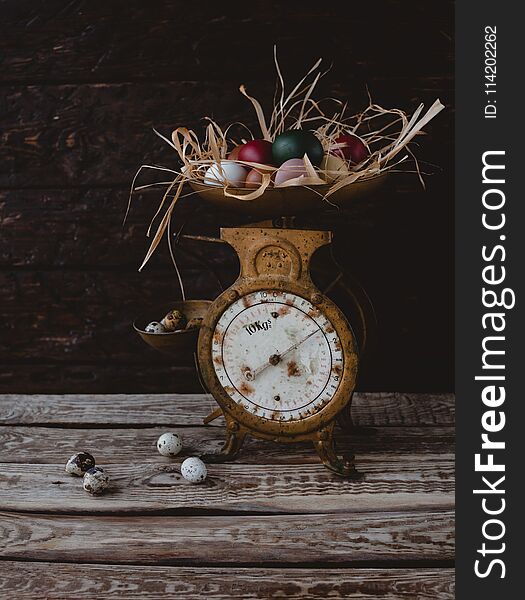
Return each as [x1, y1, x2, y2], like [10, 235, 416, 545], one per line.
[157, 432, 183, 457]
[83, 467, 110, 495]
[145, 321, 166, 334]
[161, 309, 187, 332]
[185, 317, 203, 330]
[65, 452, 96, 476]
[181, 457, 207, 483]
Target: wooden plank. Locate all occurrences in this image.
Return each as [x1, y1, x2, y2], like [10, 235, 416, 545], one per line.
[0, 455, 454, 514]
[0, 393, 455, 426]
[0, 1, 453, 84]
[0, 561, 456, 599]
[0, 82, 251, 188]
[0, 177, 454, 393]
[0, 186, 430, 269]
[0, 80, 451, 188]
[0, 364, 202, 395]
[0, 0, 454, 397]
[0, 308, 453, 395]
[0, 187, 454, 393]
[0, 510, 454, 563]
[0, 425, 455, 464]
[0, 188, 241, 269]
[0, 269, 224, 364]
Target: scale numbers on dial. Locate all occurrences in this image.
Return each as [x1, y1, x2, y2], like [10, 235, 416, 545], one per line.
[212, 290, 344, 421]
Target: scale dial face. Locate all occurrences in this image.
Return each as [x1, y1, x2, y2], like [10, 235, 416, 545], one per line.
[211, 290, 344, 422]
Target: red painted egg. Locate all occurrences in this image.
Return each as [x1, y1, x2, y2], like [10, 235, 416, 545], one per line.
[331, 134, 369, 165]
[238, 139, 274, 165]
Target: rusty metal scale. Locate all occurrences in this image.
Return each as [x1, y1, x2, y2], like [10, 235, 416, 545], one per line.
[135, 181, 382, 477]
[197, 222, 365, 477]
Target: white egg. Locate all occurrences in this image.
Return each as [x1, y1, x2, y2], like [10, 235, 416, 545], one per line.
[145, 321, 166, 334]
[320, 154, 348, 183]
[204, 160, 247, 187]
[157, 432, 183, 457]
[181, 457, 207, 483]
[83, 467, 110, 495]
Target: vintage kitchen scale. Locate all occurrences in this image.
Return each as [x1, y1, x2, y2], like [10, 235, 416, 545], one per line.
[136, 180, 382, 477]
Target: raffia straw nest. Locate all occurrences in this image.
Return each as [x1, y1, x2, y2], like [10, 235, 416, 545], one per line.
[128, 50, 445, 270]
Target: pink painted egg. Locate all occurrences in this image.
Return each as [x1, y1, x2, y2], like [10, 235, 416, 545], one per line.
[274, 158, 308, 187]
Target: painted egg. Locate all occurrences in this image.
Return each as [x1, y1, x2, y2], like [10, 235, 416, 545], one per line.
[157, 432, 183, 457]
[272, 130, 324, 166]
[145, 321, 166, 334]
[204, 161, 247, 187]
[83, 467, 109, 495]
[245, 167, 274, 188]
[274, 158, 309, 187]
[65, 452, 96, 476]
[181, 457, 207, 483]
[227, 145, 243, 161]
[245, 168, 264, 188]
[331, 133, 369, 165]
[161, 309, 186, 332]
[238, 139, 273, 165]
[185, 317, 203, 330]
[320, 154, 349, 183]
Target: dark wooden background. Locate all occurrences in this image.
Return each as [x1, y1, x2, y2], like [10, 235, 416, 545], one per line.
[0, 0, 454, 394]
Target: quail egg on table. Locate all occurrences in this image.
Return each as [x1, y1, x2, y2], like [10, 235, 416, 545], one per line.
[65, 452, 96, 476]
[157, 432, 183, 457]
[83, 467, 110, 495]
[145, 321, 166, 334]
[181, 457, 207, 483]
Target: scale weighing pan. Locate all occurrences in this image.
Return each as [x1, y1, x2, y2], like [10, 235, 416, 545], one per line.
[134, 299, 212, 363]
[188, 173, 387, 217]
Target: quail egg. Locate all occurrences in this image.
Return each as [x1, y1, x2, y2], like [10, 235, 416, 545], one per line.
[65, 452, 96, 476]
[83, 467, 110, 495]
[157, 432, 183, 457]
[161, 309, 187, 332]
[145, 321, 166, 334]
[181, 457, 207, 483]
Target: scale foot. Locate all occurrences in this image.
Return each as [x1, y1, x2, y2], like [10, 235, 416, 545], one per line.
[313, 427, 363, 479]
[201, 422, 246, 463]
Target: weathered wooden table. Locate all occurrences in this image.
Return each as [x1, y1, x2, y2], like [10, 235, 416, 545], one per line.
[0, 393, 454, 598]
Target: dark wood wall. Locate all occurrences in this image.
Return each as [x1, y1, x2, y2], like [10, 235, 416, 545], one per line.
[0, 0, 454, 393]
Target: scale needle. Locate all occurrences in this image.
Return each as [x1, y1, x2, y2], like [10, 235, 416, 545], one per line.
[243, 328, 320, 381]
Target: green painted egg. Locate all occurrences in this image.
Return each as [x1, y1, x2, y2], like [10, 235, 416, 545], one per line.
[272, 130, 324, 166]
